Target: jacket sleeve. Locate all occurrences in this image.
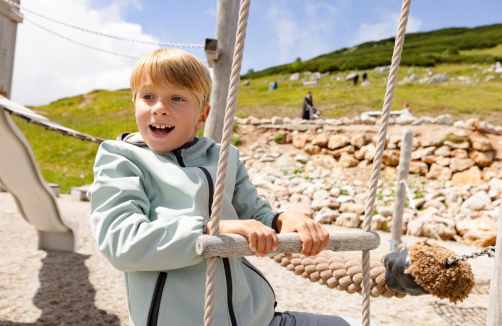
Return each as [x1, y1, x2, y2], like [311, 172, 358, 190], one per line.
[231, 152, 281, 232]
[87, 141, 205, 272]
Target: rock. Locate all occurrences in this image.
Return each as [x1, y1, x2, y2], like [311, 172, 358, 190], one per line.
[444, 140, 470, 150]
[433, 114, 454, 125]
[350, 133, 372, 149]
[456, 216, 497, 247]
[435, 156, 450, 167]
[295, 154, 311, 164]
[311, 199, 330, 211]
[329, 188, 340, 197]
[470, 134, 493, 151]
[248, 116, 261, 125]
[335, 213, 361, 228]
[338, 153, 359, 168]
[281, 201, 313, 217]
[412, 117, 434, 125]
[362, 144, 376, 161]
[332, 145, 356, 159]
[407, 215, 456, 240]
[451, 149, 468, 159]
[450, 158, 475, 173]
[271, 116, 284, 125]
[434, 146, 451, 157]
[409, 161, 428, 175]
[483, 166, 499, 181]
[292, 134, 309, 149]
[396, 114, 417, 125]
[314, 207, 339, 224]
[304, 144, 321, 155]
[313, 189, 330, 201]
[411, 146, 436, 160]
[422, 155, 436, 164]
[452, 166, 483, 185]
[377, 206, 393, 217]
[360, 114, 376, 125]
[328, 135, 350, 150]
[429, 73, 447, 85]
[426, 164, 452, 180]
[339, 203, 365, 215]
[312, 133, 330, 147]
[461, 191, 492, 211]
[469, 151, 495, 167]
[382, 149, 400, 166]
[371, 214, 386, 230]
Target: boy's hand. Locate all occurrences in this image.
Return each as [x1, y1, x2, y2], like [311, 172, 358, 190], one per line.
[210, 220, 279, 257]
[277, 211, 329, 259]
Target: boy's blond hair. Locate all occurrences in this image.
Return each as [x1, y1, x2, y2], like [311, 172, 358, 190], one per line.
[130, 49, 212, 112]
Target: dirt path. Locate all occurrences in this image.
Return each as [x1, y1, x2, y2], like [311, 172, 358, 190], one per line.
[0, 192, 494, 326]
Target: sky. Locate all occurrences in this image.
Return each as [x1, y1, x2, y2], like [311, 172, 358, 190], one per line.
[10, 0, 502, 107]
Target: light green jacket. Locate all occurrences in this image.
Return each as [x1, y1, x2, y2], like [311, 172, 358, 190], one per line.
[87, 133, 279, 326]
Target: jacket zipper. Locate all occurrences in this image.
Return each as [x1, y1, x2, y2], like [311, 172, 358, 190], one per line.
[241, 260, 278, 308]
[198, 166, 238, 326]
[147, 272, 168, 326]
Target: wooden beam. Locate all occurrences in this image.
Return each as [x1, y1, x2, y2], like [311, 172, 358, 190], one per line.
[390, 129, 413, 251]
[204, 38, 219, 68]
[486, 204, 502, 326]
[196, 231, 380, 258]
[0, 1, 23, 24]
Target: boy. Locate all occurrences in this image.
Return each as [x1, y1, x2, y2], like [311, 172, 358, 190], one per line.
[87, 49, 351, 326]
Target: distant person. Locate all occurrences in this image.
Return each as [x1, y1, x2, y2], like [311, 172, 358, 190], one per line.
[353, 73, 359, 86]
[362, 72, 368, 82]
[302, 91, 313, 119]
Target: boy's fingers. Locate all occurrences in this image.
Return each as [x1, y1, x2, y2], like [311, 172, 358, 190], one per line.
[255, 230, 265, 256]
[314, 223, 328, 254]
[286, 253, 293, 260]
[272, 232, 279, 252]
[306, 222, 321, 256]
[264, 232, 274, 256]
[248, 233, 257, 252]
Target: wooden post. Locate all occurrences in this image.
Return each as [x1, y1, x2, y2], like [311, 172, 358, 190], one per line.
[0, 0, 21, 193]
[203, 0, 240, 143]
[390, 129, 413, 252]
[0, 0, 22, 99]
[486, 205, 502, 326]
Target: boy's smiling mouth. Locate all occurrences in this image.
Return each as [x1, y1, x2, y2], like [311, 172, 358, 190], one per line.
[149, 124, 175, 136]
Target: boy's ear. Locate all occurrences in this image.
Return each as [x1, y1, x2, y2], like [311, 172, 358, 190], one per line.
[195, 105, 211, 130]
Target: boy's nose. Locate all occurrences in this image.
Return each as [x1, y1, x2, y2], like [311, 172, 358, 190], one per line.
[151, 102, 170, 116]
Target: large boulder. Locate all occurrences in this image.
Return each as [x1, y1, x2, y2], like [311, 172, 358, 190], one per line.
[312, 133, 330, 147]
[382, 149, 400, 166]
[332, 145, 356, 158]
[434, 146, 451, 157]
[407, 215, 456, 240]
[350, 133, 372, 149]
[469, 151, 495, 167]
[335, 213, 361, 228]
[304, 144, 321, 155]
[450, 158, 475, 173]
[328, 135, 350, 150]
[426, 164, 452, 180]
[456, 216, 498, 247]
[452, 166, 483, 185]
[292, 134, 309, 149]
[470, 134, 493, 151]
[409, 161, 428, 175]
[338, 153, 359, 168]
[460, 191, 492, 212]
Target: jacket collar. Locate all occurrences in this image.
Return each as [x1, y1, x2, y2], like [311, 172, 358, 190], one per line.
[117, 132, 215, 165]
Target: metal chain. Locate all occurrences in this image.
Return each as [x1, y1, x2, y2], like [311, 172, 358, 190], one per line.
[446, 246, 496, 267]
[5, 0, 204, 48]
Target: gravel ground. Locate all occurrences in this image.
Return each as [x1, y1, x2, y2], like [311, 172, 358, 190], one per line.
[0, 192, 495, 326]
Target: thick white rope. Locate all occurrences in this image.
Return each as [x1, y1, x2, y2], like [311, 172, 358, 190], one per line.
[203, 1, 251, 325]
[361, 0, 412, 325]
[5, 0, 204, 48]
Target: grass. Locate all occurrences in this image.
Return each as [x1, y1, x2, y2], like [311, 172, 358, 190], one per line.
[236, 63, 502, 122]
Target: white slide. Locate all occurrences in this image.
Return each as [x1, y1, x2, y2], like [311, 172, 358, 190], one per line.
[0, 96, 77, 252]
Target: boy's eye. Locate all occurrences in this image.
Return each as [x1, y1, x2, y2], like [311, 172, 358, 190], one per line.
[142, 94, 154, 100]
[172, 96, 183, 102]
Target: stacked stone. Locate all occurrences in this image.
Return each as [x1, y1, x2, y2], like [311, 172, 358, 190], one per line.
[272, 252, 406, 298]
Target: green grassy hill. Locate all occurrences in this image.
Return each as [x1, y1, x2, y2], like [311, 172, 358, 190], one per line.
[243, 24, 502, 79]
[11, 24, 502, 193]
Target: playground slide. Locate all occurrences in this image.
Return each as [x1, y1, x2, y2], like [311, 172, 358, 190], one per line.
[0, 96, 77, 252]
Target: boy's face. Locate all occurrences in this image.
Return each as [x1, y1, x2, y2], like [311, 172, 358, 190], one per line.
[134, 81, 210, 152]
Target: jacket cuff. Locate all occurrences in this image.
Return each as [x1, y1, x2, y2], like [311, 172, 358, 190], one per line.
[203, 219, 208, 235]
[271, 212, 282, 233]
